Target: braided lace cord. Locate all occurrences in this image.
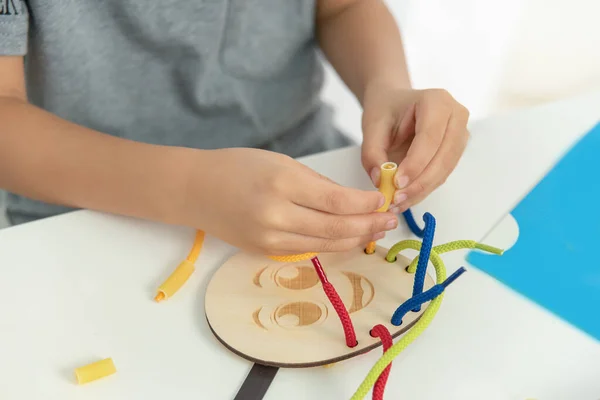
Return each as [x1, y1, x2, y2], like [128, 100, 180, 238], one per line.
[351, 238, 503, 399]
[311, 256, 357, 347]
[370, 325, 393, 400]
[261, 211, 503, 399]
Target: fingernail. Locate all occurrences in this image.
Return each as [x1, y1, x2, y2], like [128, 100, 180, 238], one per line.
[370, 168, 380, 186]
[373, 232, 385, 240]
[395, 175, 409, 189]
[376, 194, 385, 209]
[385, 218, 398, 230]
[394, 192, 407, 205]
[388, 206, 400, 214]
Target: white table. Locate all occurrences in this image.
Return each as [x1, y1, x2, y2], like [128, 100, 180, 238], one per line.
[1, 92, 599, 400]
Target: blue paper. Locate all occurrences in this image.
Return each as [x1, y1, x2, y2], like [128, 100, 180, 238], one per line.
[468, 121, 600, 341]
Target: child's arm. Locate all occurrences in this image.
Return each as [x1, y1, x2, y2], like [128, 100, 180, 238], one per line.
[0, 56, 195, 226]
[0, 56, 396, 254]
[316, 0, 411, 102]
[316, 0, 470, 212]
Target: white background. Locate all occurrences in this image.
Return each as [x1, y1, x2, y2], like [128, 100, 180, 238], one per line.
[323, 0, 600, 140]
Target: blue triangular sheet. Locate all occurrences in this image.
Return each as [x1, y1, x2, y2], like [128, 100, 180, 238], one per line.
[468, 121, 600, 341]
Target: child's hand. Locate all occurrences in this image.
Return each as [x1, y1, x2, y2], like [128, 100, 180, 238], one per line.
[360, 85, 470, 212]
[187, 148, 398, 255]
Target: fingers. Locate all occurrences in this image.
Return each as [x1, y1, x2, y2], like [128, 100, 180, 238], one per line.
[253, 204, 397, 255]
[256, 164, 398, 254]
[394, 90, 451, 192]
[392, 107, 470, 212]
[291, 172, 386, 215]
[264, 230, 387, 255]
[280, 206, 398, 240]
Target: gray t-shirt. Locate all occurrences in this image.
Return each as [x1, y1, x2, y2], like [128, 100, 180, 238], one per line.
[0, 0, 351, 225]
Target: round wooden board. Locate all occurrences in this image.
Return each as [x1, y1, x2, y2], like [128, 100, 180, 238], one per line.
[205, 245, 434, 368]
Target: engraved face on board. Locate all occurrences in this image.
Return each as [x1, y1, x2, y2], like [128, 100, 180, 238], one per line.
[205, 246, 433, 367]
[251, 263, 375, 331]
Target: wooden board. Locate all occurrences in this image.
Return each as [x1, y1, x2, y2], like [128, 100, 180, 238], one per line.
[205, 245, 434, 368]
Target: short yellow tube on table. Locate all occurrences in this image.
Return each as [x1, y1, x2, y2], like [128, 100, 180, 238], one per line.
[75, 358, 116, 384]
[154, 260, 195, 302]
[155, 230, 204, 302]
[365, 162, 397, 254]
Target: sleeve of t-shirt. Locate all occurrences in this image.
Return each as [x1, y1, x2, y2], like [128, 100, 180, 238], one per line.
[0, 0, 29, 55]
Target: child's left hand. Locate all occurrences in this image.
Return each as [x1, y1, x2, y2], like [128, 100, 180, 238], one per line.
[360, 84, 470, 213]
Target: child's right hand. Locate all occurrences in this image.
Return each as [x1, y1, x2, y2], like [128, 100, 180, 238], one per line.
[186, 148, 398, 256]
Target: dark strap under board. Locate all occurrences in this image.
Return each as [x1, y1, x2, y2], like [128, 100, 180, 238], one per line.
[233, 363, 279, 400]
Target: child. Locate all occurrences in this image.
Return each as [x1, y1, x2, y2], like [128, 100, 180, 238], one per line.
[0, 0, 470, 256]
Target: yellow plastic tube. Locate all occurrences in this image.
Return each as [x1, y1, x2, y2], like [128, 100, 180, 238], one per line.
[155, 230, 204, 302]
[376, 161, 397, 212]
[155, 259, 195, 302]
[185, 230, 205, 264]
[365, 162, 397, 254]
[75, 358, 116, 384]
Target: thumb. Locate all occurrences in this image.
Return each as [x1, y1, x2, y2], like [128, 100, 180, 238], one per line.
[361, 118, 392, 187]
